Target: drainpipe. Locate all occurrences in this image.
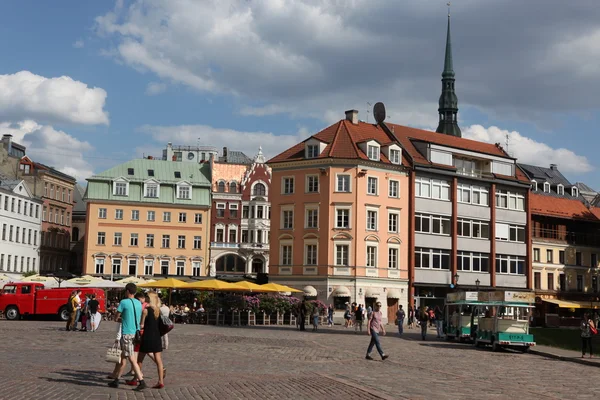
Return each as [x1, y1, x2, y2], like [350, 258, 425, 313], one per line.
[354, 166, 360, 304]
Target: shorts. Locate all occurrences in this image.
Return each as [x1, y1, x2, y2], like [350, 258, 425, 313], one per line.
[120, 334, 136, 358]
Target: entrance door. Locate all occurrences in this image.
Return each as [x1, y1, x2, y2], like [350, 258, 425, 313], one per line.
[387, 298, 398, 324]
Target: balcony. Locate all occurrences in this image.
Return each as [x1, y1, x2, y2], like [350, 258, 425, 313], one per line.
[532, 228, 600, 247]
[240, 242, 269, 250]
[210, 242, 239, 249]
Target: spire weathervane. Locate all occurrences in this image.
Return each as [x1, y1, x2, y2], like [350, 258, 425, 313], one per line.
[447, 2, 451, 17]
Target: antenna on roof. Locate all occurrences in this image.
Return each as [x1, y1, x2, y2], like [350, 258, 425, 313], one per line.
[366, 102, 372, 123]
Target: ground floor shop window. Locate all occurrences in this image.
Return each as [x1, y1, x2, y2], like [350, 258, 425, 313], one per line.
[334, 296, 350, 310]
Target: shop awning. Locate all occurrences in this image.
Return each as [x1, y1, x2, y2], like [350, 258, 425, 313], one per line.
[387, 289, 402, 299]
[542, 299, 585, 308]
[332, 286, 351, 297]
[303, 285, 317, 297]
[569, 300, 600, 309]
[364, 288, 381, 298]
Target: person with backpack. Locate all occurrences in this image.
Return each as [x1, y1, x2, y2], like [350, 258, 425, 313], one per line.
[396, 305, 406, 336]
[581, 312, 596, 358]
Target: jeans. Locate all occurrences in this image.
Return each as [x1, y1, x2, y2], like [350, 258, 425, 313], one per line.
[75, 309, 81, 329]
[582, 336, 593, 356]
[436, 320, 444, 337]
[398, 318, 404, 335]
[327, 314, 333, 326]
[355, 320, 363, 332]
[421, 322, 427, 340]
[367, 331, 384, 357]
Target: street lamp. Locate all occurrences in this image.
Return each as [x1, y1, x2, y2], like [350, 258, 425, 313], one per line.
[475, 279, 480, 291]
[453, 273, 460, 285]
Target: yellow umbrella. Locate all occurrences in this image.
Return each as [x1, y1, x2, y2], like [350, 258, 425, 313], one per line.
[261, 283, 303, 293]
[183, 279, 239, 291]
[139, 278, 187, 288]
[231, 281, 278, 293]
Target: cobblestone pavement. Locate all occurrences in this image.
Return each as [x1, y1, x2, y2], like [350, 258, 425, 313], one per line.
[1, 320, 599, 399]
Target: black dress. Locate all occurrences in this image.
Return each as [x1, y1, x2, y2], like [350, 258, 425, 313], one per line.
[140, 307, 162, 354]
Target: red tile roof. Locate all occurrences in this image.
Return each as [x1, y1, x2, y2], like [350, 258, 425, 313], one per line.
[530, 193, 600, 221]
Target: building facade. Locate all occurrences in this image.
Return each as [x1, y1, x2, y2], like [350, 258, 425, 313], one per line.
[70, 185, 87, 275]
[0, 177, 42, 274]
[269, 110, 410, 324]
[83, 159, 211, 278]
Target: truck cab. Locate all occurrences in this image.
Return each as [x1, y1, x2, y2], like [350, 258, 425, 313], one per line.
[0, 282, 45, 320]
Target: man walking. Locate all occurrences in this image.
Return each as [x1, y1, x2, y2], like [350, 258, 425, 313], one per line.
[88, 294, 100, 332]
[108, 283, 146, 391]
[354, 304, 364, 333]
[396, 305, 405, 336]
[434, 306, 444, 338]
[365, 302, 388, 361]
[299, 300, 307, 331]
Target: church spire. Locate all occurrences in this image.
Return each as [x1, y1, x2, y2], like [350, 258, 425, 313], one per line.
[436, 5, 461, 137]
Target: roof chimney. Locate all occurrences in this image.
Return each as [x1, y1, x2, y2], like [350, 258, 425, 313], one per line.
[223, 147, 228, 162]
[345, 109, 359, 125]
[550, 164, 558, 171]
[2, 134, 12, 152]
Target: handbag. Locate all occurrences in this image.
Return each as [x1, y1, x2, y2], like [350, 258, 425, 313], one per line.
[591, 324, 598, 335]
[130, 299, 142, 345]
[158, 314, 174, 336]
[105, 344, 122, 363]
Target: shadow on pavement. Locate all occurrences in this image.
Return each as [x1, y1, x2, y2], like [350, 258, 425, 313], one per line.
[42, 369, 112, 388]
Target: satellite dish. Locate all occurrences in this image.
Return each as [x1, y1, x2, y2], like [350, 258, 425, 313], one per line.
[373, 102, 386, 124]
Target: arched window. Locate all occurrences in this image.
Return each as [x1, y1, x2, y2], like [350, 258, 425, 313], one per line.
[253, 183, 266, 196]
[229, 182, 237, 194]
[217, 181, 226, 193]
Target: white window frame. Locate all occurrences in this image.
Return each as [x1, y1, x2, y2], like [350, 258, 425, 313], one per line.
[176, 260, 185, 276]
[130, 233, 138, 247]
[389, 149, 401, 164]
[457, 251, 490, 272]
[280, 243, 293, 266]
[95, 258, 105, 274]
[131, 210, 139, 221]
[496, 254, 525, 275]
[144, 181, 160, 198]
[367, 176, 378, 195]
[177, 235, 186, 249]
[281, 207, 294, 229]
[97, 232, 106, 245]
[115, 209, 123, 220]
[177, 183, 192, 200]
[192, 261, 202, 277]
[193, 235, 202, 249]
[306, 175, 319, 193]
[194, 213, 203, 224]
[543, 182, 550, 193]
[113, 179, 129, 196]
[367, 144, 380, 161]
[415, 177, 450, 200]
[147, 210, 156, 221]
[304, 242, 318, 266]
[112, 258, 122, 275]
[336, 174, 351, 193]
[335, 207, 351, 229]
[531, 180, 537, 191]
[282, 177, 295, 195]
[415, 247, 451, 270]
[114, 232, 122, 246]
[335, 243, 350, 266]
[388, 179, 399, 198]
[572, 186, 579, 197]
[457, 183, 489, 206]
[305, 207, 319, 229]
[388, 211, 399, 233]
[415, 213, 451, 235]
[366, 209, 378, 231]
[146, 234, 154, 247]
[227, 225, 237, 243]
[306, 144, 320, 158]
[557, 184, 564, 195]
[144, 259, 154, 275]
[366, 244, 378, 268]
[388, 245, 399, 269]
[160, 259, 170, 275]
[495, 189, 525, 211]
[179, 212, 187, 223]
[457, 218, 489, 240]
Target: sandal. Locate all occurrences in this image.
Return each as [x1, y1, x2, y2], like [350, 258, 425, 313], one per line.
[153, 383, 165, 389]
[125, 379, 138, 386]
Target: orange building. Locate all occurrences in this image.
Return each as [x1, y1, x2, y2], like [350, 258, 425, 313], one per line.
[268, 110, 410, 323]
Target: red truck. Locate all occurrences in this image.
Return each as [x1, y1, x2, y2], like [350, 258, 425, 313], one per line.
[0, 282, 106, 321]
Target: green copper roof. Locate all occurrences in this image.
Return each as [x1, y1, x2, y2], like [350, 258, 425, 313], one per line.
[442, 15, 455, 78]
[436, 13, 461, 138]
[89, 159, 211, 186]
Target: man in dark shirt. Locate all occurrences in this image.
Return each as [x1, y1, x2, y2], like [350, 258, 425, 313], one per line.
[354, 304, 364, 333]
[87, 294, 100, 332]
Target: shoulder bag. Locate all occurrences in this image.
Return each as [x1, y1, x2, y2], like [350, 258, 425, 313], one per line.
[130, 299, 142, 345]
[158, 313, 174, 336]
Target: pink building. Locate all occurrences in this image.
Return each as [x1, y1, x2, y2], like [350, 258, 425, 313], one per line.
[268, 110, 409, 323]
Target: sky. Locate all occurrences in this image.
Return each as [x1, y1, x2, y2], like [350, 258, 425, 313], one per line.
[0, 0, 599, 188]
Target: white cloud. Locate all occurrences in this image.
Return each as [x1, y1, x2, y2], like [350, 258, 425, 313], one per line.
[0, 121, 95, 181]
[0, 71, 108, 126]
[73, 39, 85, 48]
[145, 81, 167, 95]
[138, 124, 304, 161]
[463, 125, 593, 174]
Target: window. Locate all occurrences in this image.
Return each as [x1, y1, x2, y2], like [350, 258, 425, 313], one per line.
[457, 218, 489, 239]
[15, 227, 19, 243]
[192, 261, 201, 277]
[388, 212, 399, 233]
[147, 211, 155, 221]
[495, 255, 525, 275]
[415, 248, 451, 270]
[17, 200, 21, 214]
[50, 185, 54, 198]
[389, 180, 399, 198]
[547, 273, 554, 291]
[42, 207, 46, 221]
[228, 228, 237, 243]
[217, 181, 226, 193]
[10, 198, 14, 212]
[336, 208, 350, 229]
[454, 158, 478, 177]
[415, 177, 450, 200]
[305, 244, 317, 265]
[306, 209, 318, 229]
[115, 209, 123, 220]
[577, 275, 583, 292]
[256, 205, 264, 219]
[179, 212, 187, 223]
[96, 232, 106, 245]
[216, 227, 224, 242]
[457, 251, 490, 272]
[178, 185, 191, 199]
[389, 149, 401, 164]
[283, 177, 294, 194]
[8, 226, 12, 241]
[533, 248, 540, 262]
[495, 189, 525, 211]
[144, 259, 154, 275]
[572, 186, 579, 197]
[178, 235, 186, 249]
[336, 175, 351, 192]
[534, 272, 541, 290]
[35, 205, 39, 219]
[146, 234, 154, 247]
[229, 204, 238, 218]
[253, 183, 266, 196]
[415, 213, 451, 235]
[282, 210, 294, 229]
[163, 212, 171, 222]
[195, 213, 203, 224]
[128, 259, 137, 275]
[532, 180, 538, 191]
[161, 260, 169, 275]
[114, 182, 127, 196]
[559, 250, 565, 264]
[366, 245, 377, 268]
[495, 223, 525, 242]
[281, 245, 292, 265]
[95, 258, 105, 274]
[130, 233, 138, 247]
[193, 236, 202, 249]
[114, 233, 122, 246]
[176, 260, 185, 276]
[216, 203, 225, 218]
[66, 212, 70, 226]
[98, 208, 107, 219]
[367, 210, 378, 231]
[145, 183, 158, 198]
[576, 252, 582, 266]
[44, 183, 48, 197]
[148, 169, 155, 177]
[335, 244, 349, 266]
[174, 171, 181, 178]
[229, 182, 237, 193]
[557, 184, 564, 195]
[547, 250, 553, 264]
[162, 234, 170, 248]
[388, 247, 399, 269]
[242, 205, 249, 219]
[112, 259, 121, 275]
[131, 210, 139, 221]
[543, 182, 550, 193]
[457, 184, 489, 206]
[307, 144, 319, 158]
[62, 189, 65, 202]
[306, 175, 319, 193]
[367, 177, 378, 195]
[367, 145, 380, 161]
[68, 190, 71, 203]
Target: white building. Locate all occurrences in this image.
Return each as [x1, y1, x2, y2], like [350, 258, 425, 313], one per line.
[0, 178, 42, 274]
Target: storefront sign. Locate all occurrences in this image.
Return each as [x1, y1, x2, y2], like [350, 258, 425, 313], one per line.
[505, 291, 535, 303]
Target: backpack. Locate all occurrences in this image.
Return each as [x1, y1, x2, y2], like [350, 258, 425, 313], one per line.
[66, 296, 74, 313]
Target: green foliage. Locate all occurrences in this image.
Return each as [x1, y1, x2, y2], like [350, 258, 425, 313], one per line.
[22, 271, 37, 278]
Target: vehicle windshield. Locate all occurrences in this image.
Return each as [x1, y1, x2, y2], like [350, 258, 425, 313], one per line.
[497, 306, 530, 321]
[2, 285, 17, 294]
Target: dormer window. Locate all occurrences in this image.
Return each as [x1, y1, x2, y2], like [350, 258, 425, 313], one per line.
[389, 149, 401, 164]
[112, 179, 129, 196]
[174, 171, 181, 179]
[144, 181, 160, 198]
[177, 183, 191, 199]
[307, 144, 319, 158]
[367, 145, 380, 161]
[543, 182, 550, 193]
[148, 169, 154, 177]
[572, 186, 579, 197]
[557, 184, 564, 195]
[531, 180, 537, 191]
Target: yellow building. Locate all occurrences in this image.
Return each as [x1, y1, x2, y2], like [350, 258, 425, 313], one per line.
[83, 159, 211, 278]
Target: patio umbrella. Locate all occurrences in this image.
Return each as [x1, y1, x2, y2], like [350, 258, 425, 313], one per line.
[62, 279, 125, 289]
[139, 278, 188, 304]
[183, 279, 239, 291]
[0, 274, 20, 282]
[230, 281, 278, 293]
[66, 275, 102, 285]
[116, 276, 155, 285]
[261, 283, 303, 293]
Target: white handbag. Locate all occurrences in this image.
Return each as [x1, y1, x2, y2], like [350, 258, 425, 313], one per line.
[105, 344, 122, 363]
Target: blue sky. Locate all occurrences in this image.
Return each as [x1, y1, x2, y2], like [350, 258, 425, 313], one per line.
[0, 1, 598, 189]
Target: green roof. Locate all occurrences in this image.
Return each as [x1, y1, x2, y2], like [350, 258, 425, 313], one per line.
[89, 159, 211, 186]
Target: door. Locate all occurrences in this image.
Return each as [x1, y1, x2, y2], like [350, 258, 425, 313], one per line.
[19, 284, 35, 315]
[387, 298, 398, 324]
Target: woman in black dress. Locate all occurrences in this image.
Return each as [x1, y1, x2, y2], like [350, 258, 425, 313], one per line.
[139, 292, 165, 389]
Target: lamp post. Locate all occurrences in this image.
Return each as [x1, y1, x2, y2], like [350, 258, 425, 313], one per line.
[475, 278, 480, 298]
[453, 273, 460, 288]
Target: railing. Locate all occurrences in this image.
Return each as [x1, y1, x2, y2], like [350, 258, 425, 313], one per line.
[532, 228, 600, 247]
[210, 242, 239, 248]
[240, 243, 269, 250]
[455, 168, 489, 178]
